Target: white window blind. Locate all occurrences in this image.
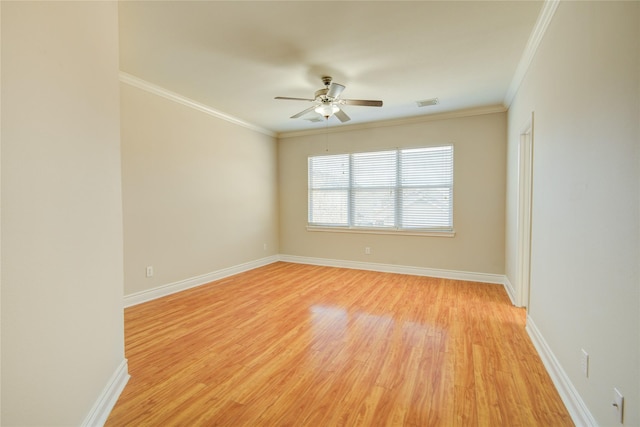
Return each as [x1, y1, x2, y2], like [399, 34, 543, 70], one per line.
[308, 145, 453, 232]
[308, 154, 349, 226]
[352, 150, 397, 227]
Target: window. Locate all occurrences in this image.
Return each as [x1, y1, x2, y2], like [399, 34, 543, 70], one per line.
[308, 145, 454, 234]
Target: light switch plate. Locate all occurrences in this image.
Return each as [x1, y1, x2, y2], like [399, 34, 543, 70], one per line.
[580, 349, 589, 377]
[613, 388, 624, 424]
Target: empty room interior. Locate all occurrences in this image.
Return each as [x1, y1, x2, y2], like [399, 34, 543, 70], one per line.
[1, 1, 639, 426]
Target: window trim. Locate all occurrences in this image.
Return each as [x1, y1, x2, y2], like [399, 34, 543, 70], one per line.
[307, 145, 455, 237]
[306, 225, 456, 238]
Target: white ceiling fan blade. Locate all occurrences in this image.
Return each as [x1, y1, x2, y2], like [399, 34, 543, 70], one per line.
[290, 105, 317, 119]
[275, 96, 315, 102]
[341, 99, 383, 107]
[326, 82, 345, 99]
[334, 108, 351, 123]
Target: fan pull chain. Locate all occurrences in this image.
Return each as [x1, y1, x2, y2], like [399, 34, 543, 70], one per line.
[325, 117, 329, 152]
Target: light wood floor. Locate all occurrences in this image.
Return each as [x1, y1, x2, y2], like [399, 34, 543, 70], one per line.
[106, 262, 573, 426]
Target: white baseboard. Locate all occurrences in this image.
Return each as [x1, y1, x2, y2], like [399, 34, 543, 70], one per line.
[503, 275, 517, 305]
[279, 254, 506, 285]
[124, 255, 280, 307]
[526, 316, 598, 427]
[124, 253, 510, 307]
[82, 358, 130, 427]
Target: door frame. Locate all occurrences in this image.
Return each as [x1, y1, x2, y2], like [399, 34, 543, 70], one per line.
[516, 113, 534, 310]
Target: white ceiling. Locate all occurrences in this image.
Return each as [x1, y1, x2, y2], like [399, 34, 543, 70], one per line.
[119, 1, 543, 135]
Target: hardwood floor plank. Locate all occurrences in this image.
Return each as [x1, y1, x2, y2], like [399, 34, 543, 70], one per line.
[106, 262, 573, 426]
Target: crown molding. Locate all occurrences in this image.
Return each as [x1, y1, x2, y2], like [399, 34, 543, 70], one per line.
[277, 104, 507, 139]
[119, 72, 276, 138]
[504, 0, 560, 107]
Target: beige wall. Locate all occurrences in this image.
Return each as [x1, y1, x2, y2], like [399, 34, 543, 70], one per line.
[1, 2, 125, 425]
[506, 2, 639, 425]
[120, 83, 279, 296]
[279, 112, 506, 274]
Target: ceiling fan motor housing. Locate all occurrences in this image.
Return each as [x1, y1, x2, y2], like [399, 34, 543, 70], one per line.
[315, 88, 330, 101]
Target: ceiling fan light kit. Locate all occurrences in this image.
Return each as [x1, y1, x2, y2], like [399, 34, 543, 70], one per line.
[275, 76, 383, 123]
[315, 103, 339, 118]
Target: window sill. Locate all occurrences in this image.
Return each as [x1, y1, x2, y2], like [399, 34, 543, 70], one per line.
[306, 226, 456, 238]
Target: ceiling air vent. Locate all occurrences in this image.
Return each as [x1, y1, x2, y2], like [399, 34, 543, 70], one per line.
[416, 98, 439, 107]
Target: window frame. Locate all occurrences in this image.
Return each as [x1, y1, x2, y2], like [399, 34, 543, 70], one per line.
[307, 145, 455, 237]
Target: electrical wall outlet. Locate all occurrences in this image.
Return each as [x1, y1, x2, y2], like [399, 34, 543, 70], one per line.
[146, 266, 154, 278]
[364, 247, 371, 255]
[580, 349, 589, 377]
[613, 388, 624, 424]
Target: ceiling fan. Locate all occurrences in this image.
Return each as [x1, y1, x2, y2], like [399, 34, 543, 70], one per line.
[275, 76, 383, 123]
